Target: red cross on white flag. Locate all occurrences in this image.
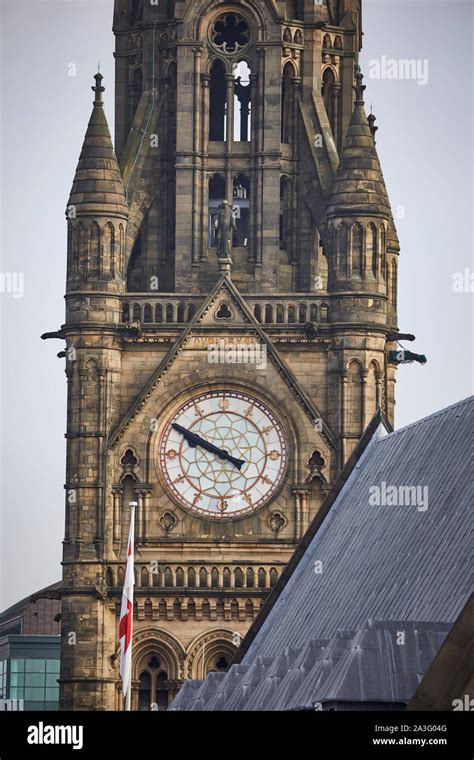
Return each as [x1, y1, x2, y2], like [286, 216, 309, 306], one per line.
[119, 503, 136, 704]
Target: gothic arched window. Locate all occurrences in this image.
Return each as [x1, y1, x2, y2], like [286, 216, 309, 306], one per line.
[138, 671, 151, 711]
[103, 222, 115, 277]
[281, 63, 294, 144]
[380, 226, 387, 280]
[347, 360, 363, 435]
[176, 567, 184, 587]
[223, 567, 231, 588]
[89, 222, 100, 278]
[390, 259, 398, 309]
[233, 60, 252, 142]
[322, 67, 336, 136]
[138, 656, 170, 712]
[209, 60, 226, 141]
[208, 174, 226, 247]
[367, 223, 378, 276]
[232, 175, 250, 247]
[350, 222, 363, 277]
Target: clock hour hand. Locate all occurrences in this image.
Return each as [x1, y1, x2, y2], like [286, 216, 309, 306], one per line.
[172, 423, 245, 471]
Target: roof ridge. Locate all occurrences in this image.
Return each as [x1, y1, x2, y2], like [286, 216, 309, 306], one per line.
[379, 396, 473, 441]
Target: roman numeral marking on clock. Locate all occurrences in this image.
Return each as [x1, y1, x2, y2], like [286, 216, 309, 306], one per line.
[194, 404, 204, 418]
[269, 450, 281, 460]
[261, 425, 273, 435]
[173, 474, 186, 484]
[218, 397, 230, 411]
[244, 405, 254, 418]
[260, 475, 273, 485]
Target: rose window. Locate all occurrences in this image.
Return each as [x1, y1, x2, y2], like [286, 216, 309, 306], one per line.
[211, 13, 250, 53]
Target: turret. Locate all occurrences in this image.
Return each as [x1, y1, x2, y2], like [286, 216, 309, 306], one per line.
[66, 73, 128, 306]
[60, 74, 128, 710]
[326, 67, 399, 328]
[324, 66, 400, 456]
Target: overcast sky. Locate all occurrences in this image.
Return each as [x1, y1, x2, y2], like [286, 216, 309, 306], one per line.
[0, 0, 472, 611]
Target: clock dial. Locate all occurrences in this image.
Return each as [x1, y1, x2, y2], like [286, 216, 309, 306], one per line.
[158, 391, 287, 518]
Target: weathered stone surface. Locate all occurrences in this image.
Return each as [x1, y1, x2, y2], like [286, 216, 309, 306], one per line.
[57, 1, 398, 712]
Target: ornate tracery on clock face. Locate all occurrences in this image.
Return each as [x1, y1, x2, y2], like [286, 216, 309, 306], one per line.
[158, 391, 288, 519]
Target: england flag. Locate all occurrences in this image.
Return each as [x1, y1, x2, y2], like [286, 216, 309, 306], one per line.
[119, 503, 136, 701]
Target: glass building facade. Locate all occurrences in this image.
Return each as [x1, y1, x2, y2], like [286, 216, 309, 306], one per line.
[0, 636, 60, 710]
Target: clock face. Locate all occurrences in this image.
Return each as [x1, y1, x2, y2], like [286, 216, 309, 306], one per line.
[158, 391, 287, 519]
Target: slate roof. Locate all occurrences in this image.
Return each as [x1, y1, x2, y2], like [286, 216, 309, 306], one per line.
[407, 594, 474, 711]
[170, 397, 473, 710]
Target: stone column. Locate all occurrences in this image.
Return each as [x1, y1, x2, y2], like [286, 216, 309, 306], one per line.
[331, 83, 341, 150]
[249, 71, 258, 263]
[225, 74, 234, 202]
[255, 48, 265, 268]
[361, 368, 369, 430]
[112, 487, 123, 544]
[76, 367, 87, 546]
[291, 77, 301, 271]
[141, 489, 152, 542]
[96, 368, 107, 545]
[192, 47, 202, 265]
[375, 369, 383, 411]
[201, 74, 210, 261]
[134, 488, 144, 541]
[340, 369, 348, 466]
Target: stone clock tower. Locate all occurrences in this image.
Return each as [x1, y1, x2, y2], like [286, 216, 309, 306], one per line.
[50, 0, 400, 710]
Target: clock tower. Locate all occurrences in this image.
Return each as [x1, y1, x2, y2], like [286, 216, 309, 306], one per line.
[54, 0, 400, 710]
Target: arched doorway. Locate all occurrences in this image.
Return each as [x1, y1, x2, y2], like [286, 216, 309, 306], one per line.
[132, 630, 185, 711]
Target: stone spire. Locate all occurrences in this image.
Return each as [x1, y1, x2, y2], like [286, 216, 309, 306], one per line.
[326, 67, 394, 225]
[67, 74, 128, 220]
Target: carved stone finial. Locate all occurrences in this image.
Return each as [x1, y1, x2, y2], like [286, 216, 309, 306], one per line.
[368, 112, 378, 144]
[353, 65, 366, 104]
[218, 256, 233, 275]
[92, 72, 105, 105]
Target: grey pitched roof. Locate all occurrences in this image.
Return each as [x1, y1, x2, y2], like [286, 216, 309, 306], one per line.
[170, 397, 473, 710]
[407, 593, 474, 711]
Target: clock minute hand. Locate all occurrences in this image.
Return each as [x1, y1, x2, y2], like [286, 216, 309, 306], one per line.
[172, 423, 245, 471]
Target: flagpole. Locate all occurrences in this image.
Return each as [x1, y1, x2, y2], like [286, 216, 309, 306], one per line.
[121, 501, 137, 712]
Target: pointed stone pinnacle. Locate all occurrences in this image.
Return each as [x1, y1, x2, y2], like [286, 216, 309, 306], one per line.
[92, 72, 105, 105]
[353, 65, 366, 104]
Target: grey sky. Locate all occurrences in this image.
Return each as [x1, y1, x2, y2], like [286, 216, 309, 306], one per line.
[0, 0, 472, 611]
